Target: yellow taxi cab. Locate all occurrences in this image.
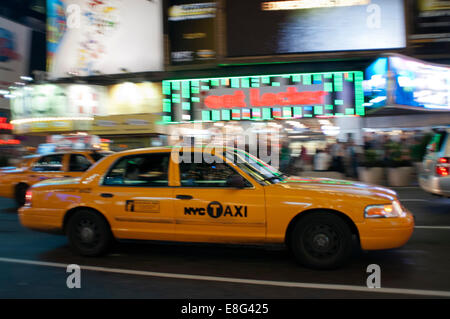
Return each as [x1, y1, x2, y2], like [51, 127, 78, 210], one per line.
[0, 150, 111, 206]
[19, 147, 414, 269]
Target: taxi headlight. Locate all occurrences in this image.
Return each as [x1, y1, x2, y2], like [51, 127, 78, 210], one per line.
[364, 201, 405, 218]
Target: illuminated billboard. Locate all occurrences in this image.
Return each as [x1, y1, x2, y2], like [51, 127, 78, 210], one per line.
[47, 0, 164, 78]
[11, 81, 164, 133]
[167, 1, 217, 65]
[409, 0, 450, 55]
[11, 84, 107, 120]
[363, 55, 450, 111]
[390, 56, 450, 110]
[225, 0, 405, 57]
[107, 82, 163, 115]
[0, 17, 31, 109]
[162, 71, 364, 122]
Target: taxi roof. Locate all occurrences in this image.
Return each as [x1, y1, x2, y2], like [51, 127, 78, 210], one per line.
[35, 150, 111, 156]
[111, 146, 240, 156]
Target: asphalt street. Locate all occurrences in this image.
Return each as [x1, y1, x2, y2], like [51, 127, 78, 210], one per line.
[0, 187, 449, 299]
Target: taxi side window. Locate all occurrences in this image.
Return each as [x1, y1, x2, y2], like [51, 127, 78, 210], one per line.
[69, 154, 92, 172]
[179, 152, 250, 188]
[31, 154, 63, 172]
[103, 153, 170, 187]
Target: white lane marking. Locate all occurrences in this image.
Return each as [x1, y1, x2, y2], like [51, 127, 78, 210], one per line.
[0, 257, 449, 298]
[414, 226, 450, 230]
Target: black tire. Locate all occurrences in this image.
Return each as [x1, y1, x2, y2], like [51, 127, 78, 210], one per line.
[289, 212, 354, 270]
[66, 210, 113, 256]
[15, 183, 29, 207]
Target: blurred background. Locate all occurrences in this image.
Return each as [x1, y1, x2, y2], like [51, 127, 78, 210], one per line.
[0, 0, 449, 186]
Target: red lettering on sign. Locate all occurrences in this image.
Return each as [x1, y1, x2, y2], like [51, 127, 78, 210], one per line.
[250, 87, 327, 106]
[205, 87, 327, 109]
[205, 90, 246, 109]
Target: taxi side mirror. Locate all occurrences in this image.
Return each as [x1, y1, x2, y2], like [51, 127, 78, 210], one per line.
[226, 174, 247, 189]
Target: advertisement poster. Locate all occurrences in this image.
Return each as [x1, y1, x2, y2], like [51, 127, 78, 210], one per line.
[91, 113, 161, 135]
[107, 82, 163, 115]
[409, 0, 450, 55]
[11, 84, 108, 120]
[225, 0, 406, 57]
[47, 0, 164, 78]
[167, 0, 217, 65]
[0, 17, 31, 109]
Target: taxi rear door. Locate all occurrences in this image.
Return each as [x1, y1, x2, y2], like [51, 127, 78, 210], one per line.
[94, 152, 175, 241]
[172, 151, 266, 243]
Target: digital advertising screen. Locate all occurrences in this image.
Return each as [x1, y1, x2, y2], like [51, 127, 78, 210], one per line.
[363, 57, 388, 110]
[162, 71, 365, 123]
[225, 0, 406, 58]
[47, 0, 164, 78]
[167, 0, 217, 65]
[363, 55, 450, 111]
[389, 56, 450, 110]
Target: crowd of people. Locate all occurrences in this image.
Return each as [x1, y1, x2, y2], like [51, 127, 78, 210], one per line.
[280, 132, 432, 179]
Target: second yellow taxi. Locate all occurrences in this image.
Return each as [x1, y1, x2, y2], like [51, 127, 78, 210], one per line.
[19, 147, 414, 269]
[0, 150, 110, 206]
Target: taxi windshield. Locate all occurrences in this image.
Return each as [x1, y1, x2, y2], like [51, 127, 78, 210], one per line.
[225, 149, 286, 185]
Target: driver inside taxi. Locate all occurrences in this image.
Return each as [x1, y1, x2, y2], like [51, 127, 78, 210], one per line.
[125, 163, 140, 181]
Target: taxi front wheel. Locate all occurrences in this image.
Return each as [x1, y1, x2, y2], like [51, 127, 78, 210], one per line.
[66, 210, 113, 256]
[289, 213, 353, 270]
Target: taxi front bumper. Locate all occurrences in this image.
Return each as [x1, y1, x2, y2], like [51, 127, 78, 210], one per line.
[19, 206, 66, 234]
[358, 210, 414, 251]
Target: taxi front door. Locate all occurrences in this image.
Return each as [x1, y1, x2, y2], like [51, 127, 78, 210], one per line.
[172, 152, 266, 243]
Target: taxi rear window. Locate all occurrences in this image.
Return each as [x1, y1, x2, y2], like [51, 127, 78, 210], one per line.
[103, 153, 170, 187]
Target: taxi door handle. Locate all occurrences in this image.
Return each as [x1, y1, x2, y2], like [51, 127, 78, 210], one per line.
[176, 195, 193, 200]
[100, 193, 114, 198]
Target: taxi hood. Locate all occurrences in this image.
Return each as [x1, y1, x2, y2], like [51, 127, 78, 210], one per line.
[275, 176, 397, 201]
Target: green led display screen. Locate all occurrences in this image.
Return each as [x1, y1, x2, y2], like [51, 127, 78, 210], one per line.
[162, 71, 364, 122]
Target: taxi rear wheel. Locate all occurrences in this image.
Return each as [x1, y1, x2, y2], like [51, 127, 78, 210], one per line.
[289, 213, 353, 269]
[15, 183, 29, 207]
[66, 210, 113, 256]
